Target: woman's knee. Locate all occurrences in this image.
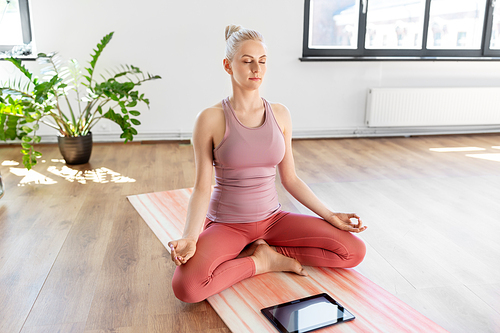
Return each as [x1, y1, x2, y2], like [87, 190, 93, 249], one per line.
[347, 236, 366, 267]
[171, 267, 206, 303]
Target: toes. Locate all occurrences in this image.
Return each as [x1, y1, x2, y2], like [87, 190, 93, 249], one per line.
[293, 261, 308, 276]
[254, 239, 268, 246]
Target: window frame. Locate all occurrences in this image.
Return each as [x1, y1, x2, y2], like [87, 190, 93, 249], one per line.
[483, 0, 500, 55]
[302, 0, 500, 60]
[0, 0, 33, 55]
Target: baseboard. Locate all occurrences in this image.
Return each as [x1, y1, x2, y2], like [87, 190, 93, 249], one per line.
[0, 131, 193, 145]
[1, 125, 499, 146]
[292, 125, 500, 139]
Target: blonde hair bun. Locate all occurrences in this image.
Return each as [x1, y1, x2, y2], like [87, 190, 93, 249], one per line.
[225, 25, 242, 41]
[224, 25, 265, 61]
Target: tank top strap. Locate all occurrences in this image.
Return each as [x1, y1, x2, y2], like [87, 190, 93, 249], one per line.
[262, 98, 274, 123]
[262, 98, 284, 137]
[221, 97, 237, 129]
[214, 98, 232, 152]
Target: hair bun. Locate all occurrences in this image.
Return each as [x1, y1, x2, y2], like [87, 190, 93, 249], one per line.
[225, 25, 242, 41]
[224, 25, 265, 61]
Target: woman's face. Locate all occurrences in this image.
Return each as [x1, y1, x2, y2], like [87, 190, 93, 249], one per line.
[225, 40, 267, 91]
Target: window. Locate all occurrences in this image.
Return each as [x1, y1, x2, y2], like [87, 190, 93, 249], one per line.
[0, 0, 33, 58]
[488, 0, 500, 49]
[302, 0, 500, 59]
[364, 0, 426, 50]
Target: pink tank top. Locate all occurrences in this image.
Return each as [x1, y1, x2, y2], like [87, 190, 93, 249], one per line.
[207, 97, 286, 223]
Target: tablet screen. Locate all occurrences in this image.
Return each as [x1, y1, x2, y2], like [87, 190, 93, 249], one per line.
[261, 293, 355, 333]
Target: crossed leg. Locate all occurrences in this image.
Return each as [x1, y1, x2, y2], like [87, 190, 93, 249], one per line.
[172, 212, 366, 303]
[172, 218, 305, 303]
[262, 211, 366, 268]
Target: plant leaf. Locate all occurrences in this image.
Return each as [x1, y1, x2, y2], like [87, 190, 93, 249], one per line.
[84, 32, 114, 86]
[21, 125, 33, 133]
[6, 57, 33, 82]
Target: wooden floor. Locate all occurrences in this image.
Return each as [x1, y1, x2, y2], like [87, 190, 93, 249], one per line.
[1, 134, 499, 333]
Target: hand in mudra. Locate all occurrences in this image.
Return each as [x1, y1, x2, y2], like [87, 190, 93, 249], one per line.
[328, 213, 367, 233]
[168, 238, 197, 266]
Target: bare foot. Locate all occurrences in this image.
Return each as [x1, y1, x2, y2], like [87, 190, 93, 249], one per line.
[251, 244, 308, 277]
[237, 239, 268, 258]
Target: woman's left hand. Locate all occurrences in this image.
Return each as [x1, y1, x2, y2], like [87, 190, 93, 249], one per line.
[327, 213, 367, 233]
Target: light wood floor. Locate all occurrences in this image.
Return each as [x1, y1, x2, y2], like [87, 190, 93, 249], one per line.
[1, 134, 499, 333]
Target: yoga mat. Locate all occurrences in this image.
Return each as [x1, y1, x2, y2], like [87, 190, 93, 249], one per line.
[128, 188, 448, 333]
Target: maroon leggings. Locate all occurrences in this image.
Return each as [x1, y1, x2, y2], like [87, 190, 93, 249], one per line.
[172, 211, 366, 303]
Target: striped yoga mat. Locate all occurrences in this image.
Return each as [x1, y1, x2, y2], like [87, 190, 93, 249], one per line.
[128, 188, 448, 333]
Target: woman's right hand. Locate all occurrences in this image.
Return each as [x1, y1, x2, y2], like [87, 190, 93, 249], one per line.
[168, 238, 197, 266]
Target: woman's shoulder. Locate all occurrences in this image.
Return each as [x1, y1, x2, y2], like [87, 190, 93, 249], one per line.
[266, 100, 292, 133]
[269, 101, 288, 111]
[200, 101, 223, 114]
[194, 101, 225, 138]
[196, 101, 224, 122]
[267, 101, 291, 121]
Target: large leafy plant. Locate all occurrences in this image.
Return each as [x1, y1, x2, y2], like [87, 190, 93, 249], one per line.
[0, 32, 161, 169]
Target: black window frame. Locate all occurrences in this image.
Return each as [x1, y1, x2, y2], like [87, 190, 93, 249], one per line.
[0, 0, 33, 56]
[302, 0, 500, 60]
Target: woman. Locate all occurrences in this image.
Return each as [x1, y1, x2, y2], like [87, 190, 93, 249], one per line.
[168, 25, 367, 303]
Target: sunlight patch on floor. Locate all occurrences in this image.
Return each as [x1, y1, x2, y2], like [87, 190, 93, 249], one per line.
[429, 147, 486, 152]
[2, 159, 136, 185]
[465, 153, 500, 162]
[9, 168, 58, 186]
[492, 146, 500, 150]
[47, 166, 136, 184]
[1, 160, 20, 166]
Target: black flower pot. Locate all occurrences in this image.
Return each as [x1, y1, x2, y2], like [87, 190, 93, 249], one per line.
[57, 132, 93, 165]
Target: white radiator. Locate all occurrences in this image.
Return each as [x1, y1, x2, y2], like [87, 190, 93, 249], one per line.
[366, 87, 500, 127]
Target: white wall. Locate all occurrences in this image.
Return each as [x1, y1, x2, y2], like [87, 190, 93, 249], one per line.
[2, 0, 500, 142]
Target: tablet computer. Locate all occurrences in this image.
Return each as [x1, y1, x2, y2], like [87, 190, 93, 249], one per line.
[261, 293, 355, 333]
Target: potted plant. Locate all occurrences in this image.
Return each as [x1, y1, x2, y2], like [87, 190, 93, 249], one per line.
[0, 32, 161, 169]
